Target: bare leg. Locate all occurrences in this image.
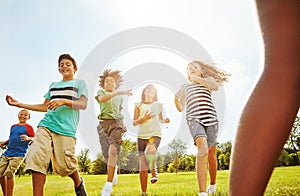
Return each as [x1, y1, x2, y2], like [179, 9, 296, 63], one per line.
[6, 177, 14, 196]
[139, 155, 148, 193]
[208, 146, 217, 185]
[195, 137, 208, 193]
[68, 169, 82, 188]
[107, 144, 118, 182]
[229, 1, 300, 195]
[0, 176, 7, 196]
[32, 171, 46, 196]
[145, 144, 157, 176]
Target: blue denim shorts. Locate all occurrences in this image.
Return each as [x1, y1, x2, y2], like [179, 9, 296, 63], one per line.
[187, 120, 218, 147]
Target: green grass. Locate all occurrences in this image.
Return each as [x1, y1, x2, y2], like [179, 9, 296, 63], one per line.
[13, 166, 300, 195]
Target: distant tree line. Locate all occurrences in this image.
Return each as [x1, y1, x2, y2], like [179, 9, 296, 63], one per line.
[2, 116, 299, 176]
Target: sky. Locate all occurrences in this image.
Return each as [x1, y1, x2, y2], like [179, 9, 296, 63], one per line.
[0, 0, 264, 157]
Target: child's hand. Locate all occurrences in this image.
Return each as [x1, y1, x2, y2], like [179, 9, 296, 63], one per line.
[47, 99, 66, 110]
[6, 95, 20, 107]
[142, 111, 155, 121]
[164, 118, 170, 123]
[20, 135, 29, 141]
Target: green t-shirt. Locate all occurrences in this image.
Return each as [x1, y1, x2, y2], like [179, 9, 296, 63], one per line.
[38, 79, 88, 138]
[95, 89, 124, 120]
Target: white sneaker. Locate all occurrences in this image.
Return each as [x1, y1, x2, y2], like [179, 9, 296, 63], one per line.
[101, 186, 112, 196]
[207, 184, 217, 194]
[112, 165, 118, 186]
[199, 192, 208, 196]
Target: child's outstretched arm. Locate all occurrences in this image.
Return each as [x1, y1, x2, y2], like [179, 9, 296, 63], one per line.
[229, 1, 300, 195]
[6, 95, 48, 112]
[97, 90, 132, 103]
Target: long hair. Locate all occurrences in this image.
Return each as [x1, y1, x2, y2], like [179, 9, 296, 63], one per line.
[141, 84, 158, 103]
[189, 61, 230, 83]
[98, 69, 123, 90]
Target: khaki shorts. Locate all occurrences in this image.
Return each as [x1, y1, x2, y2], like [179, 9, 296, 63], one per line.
[0, 156, 24, 178]
[25, 127, 77, 177]
[97, 119, 125, 159]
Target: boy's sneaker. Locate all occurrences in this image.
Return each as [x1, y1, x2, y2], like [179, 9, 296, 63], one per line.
[112, 165, 118, 186]
[75, 177, 87, 196]
[101, 183, 112, 196]
[207, 184, 217, 194]
[199, 192, 208, 196]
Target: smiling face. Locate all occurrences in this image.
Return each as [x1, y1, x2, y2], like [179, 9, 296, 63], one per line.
[18, 110, 30, 124]
[142, 84, 158, 102]
[104, 76, 116, 92]
[59, 59, 77, 81]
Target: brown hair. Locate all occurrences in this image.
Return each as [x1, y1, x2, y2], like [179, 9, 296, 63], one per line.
[58, 54, 77, 69]
[141, 84, 158, 103]
[98, 69, 123, 90]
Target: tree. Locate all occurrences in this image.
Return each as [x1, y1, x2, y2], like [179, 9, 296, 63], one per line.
[288, 116, 300, 151]
[168, 139, 187, 173]
[218, 141, 232, 154]
[91, 153, 107, 174]
[118, 139, 138, 174]
[156, 153, 165, 173]
[168, 138, 187, 159]
[163, 153, 173, 172]
[277, 149, 290, 166]
[77, 148, 92, 174]
[179, 155, 195, 171]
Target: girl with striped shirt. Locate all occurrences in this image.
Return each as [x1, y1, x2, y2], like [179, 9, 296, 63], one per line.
[175, 61, 229, 196]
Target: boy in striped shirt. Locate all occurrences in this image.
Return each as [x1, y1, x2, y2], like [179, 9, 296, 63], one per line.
[6, 54, 88, 196]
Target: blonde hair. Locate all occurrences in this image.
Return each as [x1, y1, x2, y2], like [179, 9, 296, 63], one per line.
[189, 61, 230, 83]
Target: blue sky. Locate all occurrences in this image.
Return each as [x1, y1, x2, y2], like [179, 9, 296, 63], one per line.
[0, 0, 263, 156]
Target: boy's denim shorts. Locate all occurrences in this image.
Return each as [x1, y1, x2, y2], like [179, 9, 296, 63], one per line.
[187, 120, 218, 147]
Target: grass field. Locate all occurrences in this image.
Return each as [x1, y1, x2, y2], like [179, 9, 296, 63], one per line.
[12, 166, 300, 196]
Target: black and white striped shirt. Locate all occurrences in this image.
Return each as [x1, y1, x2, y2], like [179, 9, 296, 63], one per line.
[183, 83, 218, 126]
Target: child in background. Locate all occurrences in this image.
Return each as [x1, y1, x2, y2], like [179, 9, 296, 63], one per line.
[175, 61, 229, 196]
[133, 84, 170, 196]
[0, 109, 35, 196]
[6, 54, 88, 196]
[95, 69, 132, 196]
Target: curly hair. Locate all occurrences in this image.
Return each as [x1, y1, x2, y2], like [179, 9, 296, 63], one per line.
[189, 61, 230, 83]
[98, 69, 124, 90]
